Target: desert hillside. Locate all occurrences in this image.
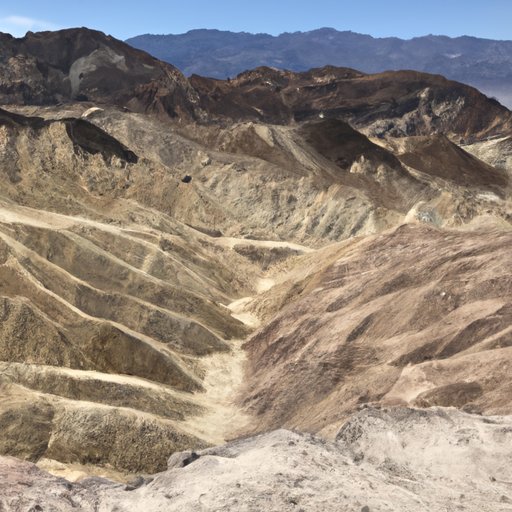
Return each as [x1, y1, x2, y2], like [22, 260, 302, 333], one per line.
[0, 27, 511, 510]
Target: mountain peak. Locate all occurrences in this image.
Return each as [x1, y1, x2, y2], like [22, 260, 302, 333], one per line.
[0, 27, 201, 119]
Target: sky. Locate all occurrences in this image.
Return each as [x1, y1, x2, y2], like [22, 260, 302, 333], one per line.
[0, 0, 511, 41]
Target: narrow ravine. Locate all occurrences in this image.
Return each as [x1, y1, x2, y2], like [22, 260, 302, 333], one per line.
[180, 277, 277, 444]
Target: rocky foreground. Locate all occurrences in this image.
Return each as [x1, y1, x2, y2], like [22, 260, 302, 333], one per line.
[2, 407, 512, 512]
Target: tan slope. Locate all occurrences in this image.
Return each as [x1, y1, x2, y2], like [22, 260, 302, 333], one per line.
[0, 113, 264, 474]
[239, 223, 512, 438]
[464, 135, 512, 175]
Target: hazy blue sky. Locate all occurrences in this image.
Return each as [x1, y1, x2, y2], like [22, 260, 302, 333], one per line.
[0, 0, 511, 41]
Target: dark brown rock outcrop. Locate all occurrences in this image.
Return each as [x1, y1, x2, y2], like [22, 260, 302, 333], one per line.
[191, 66, 512, 140]
[0, 28, 201, 120]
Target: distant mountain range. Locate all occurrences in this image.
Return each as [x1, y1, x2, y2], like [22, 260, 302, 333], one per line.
[126, 28, 512, 107]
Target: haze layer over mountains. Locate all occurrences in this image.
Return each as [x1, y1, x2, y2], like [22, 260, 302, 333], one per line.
[0, 26, 512, 511]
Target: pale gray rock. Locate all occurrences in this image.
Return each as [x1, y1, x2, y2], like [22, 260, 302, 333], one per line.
[2, 407, 512, 511]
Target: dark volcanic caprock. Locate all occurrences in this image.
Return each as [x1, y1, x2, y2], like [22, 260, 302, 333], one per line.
[0, 28, 201, 119]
